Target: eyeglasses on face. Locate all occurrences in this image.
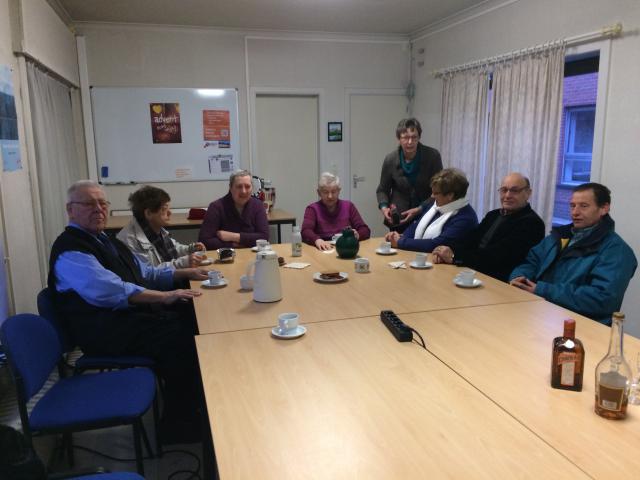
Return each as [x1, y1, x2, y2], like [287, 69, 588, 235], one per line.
[399, 134, 419, 142]
[498, 186, 529, 195]
[69, 200, 111, 209]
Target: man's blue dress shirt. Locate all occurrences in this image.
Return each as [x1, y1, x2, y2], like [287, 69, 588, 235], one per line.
[54, 224, 174, 310]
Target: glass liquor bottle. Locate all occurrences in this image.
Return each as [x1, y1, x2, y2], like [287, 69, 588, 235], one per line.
[595, 312, 632, 419]
[551, 319, 584, 391]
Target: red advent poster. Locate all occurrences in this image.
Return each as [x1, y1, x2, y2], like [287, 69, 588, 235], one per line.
[150, 103, 182, 143]
[203, 110, 230, 142]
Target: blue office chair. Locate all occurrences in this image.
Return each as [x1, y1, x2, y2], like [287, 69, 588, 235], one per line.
[36, 288, 156, 373]
[0, 314, 156, 475]
[54, 472, 144, 480]
[37, 288, 162, 457]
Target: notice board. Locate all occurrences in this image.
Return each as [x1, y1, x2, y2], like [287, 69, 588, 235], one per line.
[91, 87, 240, 183]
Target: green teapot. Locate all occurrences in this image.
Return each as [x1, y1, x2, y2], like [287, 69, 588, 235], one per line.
[335, 227, 359, 259]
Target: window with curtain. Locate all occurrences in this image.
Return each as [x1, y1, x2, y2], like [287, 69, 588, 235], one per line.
[440, 43, 566, 228]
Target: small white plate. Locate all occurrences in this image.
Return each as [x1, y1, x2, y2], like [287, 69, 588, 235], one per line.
[313, 272, 349, 283]
[199, 259, 213, 266]
[251, 246, 274, 252]
[271, 325, 307, 339]
[410, 261, 433, 269]
[453, 277, 483, 288]
[375, 248, 398, 255]
[201, 279, 228, 289]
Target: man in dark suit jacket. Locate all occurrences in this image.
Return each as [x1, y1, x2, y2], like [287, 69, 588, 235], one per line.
[431, 173, 545, 281]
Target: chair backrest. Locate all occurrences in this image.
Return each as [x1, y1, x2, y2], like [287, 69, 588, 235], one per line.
[0, 314, 62, 400]
[37, 287, 73, 353]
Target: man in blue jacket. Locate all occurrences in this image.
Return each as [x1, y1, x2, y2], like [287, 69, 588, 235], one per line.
[509, 182, 636, 325]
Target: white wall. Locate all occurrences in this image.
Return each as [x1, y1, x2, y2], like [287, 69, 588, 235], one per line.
[77, 24, 409, 212]
[411, 0, 640, 336]
[20, 0, 79, 84]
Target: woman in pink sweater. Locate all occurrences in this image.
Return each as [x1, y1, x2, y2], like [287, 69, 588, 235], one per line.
[301, 172, 371, 250]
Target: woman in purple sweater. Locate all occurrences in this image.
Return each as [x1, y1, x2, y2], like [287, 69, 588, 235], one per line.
[198, 170, 269, 249]
[301, 172, 371, 250]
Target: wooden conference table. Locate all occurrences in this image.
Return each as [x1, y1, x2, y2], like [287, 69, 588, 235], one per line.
[104, 208, 296, 243]
[192, 240, 537, 334]
[193, 239, 640, 479]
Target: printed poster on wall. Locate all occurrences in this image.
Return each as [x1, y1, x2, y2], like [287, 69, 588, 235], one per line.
[203, 109, 230, 147]
[0, 65, 22, 172]
[150, 102, 182, 143]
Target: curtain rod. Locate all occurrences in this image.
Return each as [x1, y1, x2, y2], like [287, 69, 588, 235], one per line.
[431, 22, 622, 78]
[14, 51, 79, 89]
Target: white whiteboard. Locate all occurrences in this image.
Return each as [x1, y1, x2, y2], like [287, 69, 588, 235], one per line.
[91, 87, 241, 183]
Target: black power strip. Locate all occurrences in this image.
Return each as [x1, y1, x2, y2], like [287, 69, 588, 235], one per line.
[380, 310, 413, 342]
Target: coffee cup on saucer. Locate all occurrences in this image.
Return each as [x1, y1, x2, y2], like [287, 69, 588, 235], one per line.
[208, 270, 223, 285]
[278, 312, 299, 334]
[354, 257, 370, 273]
[414, 252, 428, 267]
[256, 239, 270, 252]
[379, 241, 392, 253]
[456, 269, 476, 286]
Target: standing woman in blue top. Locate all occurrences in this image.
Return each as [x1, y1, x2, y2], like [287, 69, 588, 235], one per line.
[385, 168, 478, 252]
[376, 118, 443, 232]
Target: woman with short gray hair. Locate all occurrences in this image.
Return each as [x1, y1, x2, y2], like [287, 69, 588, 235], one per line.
[385, 168, 478, 252]
[301, 172, 370, 250]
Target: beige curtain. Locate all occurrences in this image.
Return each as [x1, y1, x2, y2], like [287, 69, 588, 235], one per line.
[440, 69, 490, 217]
[486, 44, 565, 226]
[26, 62, 85, 255]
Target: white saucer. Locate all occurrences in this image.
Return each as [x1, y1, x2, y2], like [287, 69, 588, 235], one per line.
[313, 272, 349, 283]
[199, 259, 213, 266]
[375, 248, 397, 255]
[410, 261, 433, 269]
[453, 277, 483, 288]
[252, 246, 274, 252]
[271, 325, 307, 339]
[201, 278, 228, 289]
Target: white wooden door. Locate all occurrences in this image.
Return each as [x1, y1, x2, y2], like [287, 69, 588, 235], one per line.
[350, 94, 407, 237]
[255, 95, 319, 243]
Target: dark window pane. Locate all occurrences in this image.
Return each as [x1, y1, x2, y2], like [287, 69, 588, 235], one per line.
[573, 109, 595, 153]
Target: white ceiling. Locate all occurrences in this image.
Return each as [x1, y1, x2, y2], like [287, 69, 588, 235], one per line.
[54, 0, 489, 35]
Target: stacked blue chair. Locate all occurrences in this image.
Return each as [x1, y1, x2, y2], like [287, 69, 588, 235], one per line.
[37, 288, 162, 457]
[0, 314, 156, 475]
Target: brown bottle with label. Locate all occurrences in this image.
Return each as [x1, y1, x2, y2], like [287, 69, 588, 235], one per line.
[551, 319, 584, 391]
[595, 312, 632, 419]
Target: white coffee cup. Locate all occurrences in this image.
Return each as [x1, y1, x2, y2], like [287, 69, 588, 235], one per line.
[240, 274, 253, 290]
[380, 241, 391, 253]
[457, 269, 476, 286]
[207, 270, 223, 284]
[415, 252, 428, 267]
[331, 233, 342, 243]
[354, 257, 370, 273]
[278, 312, 299, 334]
[195, 250, 207, 259]
[256, 239, 270, 251]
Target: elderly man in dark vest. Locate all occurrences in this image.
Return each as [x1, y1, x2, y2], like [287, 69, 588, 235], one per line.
[48, 180, 208, 443]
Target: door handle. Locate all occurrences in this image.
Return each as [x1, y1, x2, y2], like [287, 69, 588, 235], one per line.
[353, 175, 365, 188]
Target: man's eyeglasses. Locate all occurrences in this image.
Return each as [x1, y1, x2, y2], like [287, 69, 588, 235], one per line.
[69, 200, 111, 209]
[399, 135, 419, 142]
[498, 186, 529, 195]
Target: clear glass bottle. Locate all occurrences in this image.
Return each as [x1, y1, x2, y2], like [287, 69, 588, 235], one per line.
[628, 353, 640, 405]
[595, 312, 632, 419]
[551, 319, 584, 391]
[291, 226, 302, 257]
